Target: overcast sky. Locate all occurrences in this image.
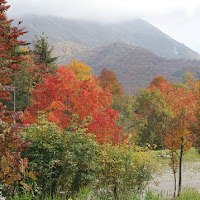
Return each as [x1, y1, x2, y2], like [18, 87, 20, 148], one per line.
[7, 0, 200, 53]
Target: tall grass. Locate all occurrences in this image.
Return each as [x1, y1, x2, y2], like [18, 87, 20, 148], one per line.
[174, 188, 200, 200]
[6, 187, 200, 200]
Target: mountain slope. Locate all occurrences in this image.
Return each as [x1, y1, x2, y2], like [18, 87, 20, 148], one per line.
[74, 42, 200, 93]
[52, 41, 89, 65]
[14, 14, 200, 60]
[109, 20, 200, 60]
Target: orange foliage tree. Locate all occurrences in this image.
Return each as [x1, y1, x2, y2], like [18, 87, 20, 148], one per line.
[99, 68, 124, 97]
[193, 80, 200, 151]
[23, 65, 126, 144]
[149, 76, 196, 196]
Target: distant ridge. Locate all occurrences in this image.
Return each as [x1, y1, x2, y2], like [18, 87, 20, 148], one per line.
[74, 42, 200, 93]
[12, 15, 200, 92]
[14, 14, 200, 60]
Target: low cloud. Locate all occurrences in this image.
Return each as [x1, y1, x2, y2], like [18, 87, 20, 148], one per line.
[7, 0, 200, 53]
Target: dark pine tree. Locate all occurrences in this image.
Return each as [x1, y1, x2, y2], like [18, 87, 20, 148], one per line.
[32, 33, 58, 68]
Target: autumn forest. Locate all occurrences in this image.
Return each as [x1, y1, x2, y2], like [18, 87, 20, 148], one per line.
[1, 0, 200, 200]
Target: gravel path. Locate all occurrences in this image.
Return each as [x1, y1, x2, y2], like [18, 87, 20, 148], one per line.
[149, 162, 200, 197]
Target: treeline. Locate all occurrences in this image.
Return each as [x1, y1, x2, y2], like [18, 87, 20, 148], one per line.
[0, 0, 200, 199]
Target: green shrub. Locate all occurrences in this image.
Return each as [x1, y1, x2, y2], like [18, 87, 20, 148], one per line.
[96, 144, 158, 199]
[22, 114, 100, 196]
[19, 114, 158, 199]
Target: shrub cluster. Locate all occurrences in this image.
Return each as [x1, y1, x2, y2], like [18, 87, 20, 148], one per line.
[6, 114, 157, 199]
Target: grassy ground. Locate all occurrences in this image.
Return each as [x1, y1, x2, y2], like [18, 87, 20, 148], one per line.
[150, 148, 200, 166]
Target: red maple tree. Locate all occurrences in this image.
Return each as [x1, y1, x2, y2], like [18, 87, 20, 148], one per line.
[23, 65, 126, 144]
[0, 0, 33, 193]
[0, 0, 27, 122]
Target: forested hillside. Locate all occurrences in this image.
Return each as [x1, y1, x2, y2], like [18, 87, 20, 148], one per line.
[74, 42, 200, 92]
[52, 41, 89, 65]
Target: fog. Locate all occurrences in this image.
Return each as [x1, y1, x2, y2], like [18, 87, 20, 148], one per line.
[7, 0, 200, 53]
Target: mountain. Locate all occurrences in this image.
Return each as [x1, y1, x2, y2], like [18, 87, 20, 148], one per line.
[74, 42, 200, 93]
[14, 14, 200, 60]
[52, 41, 89, 65]
[12, 15, 200, 92]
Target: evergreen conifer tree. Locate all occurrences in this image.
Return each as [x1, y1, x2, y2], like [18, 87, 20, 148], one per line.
[32, 33, 58, 67]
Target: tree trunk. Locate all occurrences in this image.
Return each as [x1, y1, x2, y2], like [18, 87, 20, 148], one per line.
[171, 151, 177, 198]
[114, 182, 118, 200]
[173, 169, 176, 198]
[178, 145, 183, 196]
[13, 82, 16, 113]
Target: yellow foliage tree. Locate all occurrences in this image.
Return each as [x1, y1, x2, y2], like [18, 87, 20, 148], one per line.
[97, 144, 157, 199]
[69, 60, 92, 81]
